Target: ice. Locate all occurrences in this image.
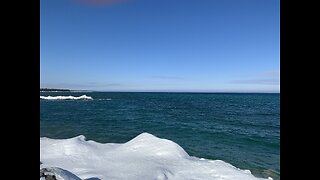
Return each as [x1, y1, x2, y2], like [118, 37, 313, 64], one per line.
[40, 95, 93, 100]
[40, 133, 271, 180]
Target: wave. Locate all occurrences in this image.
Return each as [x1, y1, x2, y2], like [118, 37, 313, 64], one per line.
[40, 95, 93, 100]
[96, 98, 112, 101]
[40, 133, 272, 180]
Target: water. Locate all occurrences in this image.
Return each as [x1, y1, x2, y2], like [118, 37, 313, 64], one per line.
[40, 92, 280, 179]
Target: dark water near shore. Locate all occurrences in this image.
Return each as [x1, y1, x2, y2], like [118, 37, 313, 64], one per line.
[40, 92, 280, 179]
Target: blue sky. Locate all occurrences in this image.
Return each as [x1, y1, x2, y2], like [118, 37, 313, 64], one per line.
[40, 0, 279, 92]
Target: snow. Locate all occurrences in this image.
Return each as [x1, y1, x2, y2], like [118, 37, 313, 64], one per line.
[40, 95, 93, 100]
[40, 133, 272, 180]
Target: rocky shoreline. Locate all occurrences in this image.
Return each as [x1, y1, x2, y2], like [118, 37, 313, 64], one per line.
[40, 167, 82, 180]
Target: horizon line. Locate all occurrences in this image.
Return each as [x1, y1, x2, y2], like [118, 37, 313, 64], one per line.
[40, 88, 279, 94]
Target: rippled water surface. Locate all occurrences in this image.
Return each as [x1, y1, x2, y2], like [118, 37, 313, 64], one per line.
[40, 92, 280, 179]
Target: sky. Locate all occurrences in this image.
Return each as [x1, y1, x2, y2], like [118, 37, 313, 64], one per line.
[40, 0, 280, 92]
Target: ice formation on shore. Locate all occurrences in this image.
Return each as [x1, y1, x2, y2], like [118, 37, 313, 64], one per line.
[40, 133, 272, 180]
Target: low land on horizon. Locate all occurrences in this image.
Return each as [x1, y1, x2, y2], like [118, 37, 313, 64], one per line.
[40, 88, 71, 92]
[40, 88, 279, 94]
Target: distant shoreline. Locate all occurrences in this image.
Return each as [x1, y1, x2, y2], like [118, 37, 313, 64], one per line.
[40, 89, 279, 94]
[40, 88, 71, 92]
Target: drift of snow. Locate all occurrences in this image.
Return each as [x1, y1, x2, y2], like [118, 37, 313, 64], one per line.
[40, 95, 93, 100]
[40, 133, 272, 180]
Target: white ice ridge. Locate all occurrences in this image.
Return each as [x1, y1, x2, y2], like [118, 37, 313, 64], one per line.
[40, 133, 272, 180]
[40, 95, 93, 100]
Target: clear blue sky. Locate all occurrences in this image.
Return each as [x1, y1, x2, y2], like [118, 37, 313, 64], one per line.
[40, 0, 279, 92]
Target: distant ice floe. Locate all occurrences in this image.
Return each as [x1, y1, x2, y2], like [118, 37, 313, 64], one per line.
[40, 133, 272, 180]
[40, 95, 93, 100]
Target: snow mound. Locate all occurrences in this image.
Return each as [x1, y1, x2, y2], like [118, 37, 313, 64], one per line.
[40, 133, 271, 180]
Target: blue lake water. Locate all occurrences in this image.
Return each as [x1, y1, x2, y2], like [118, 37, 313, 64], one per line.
[40, 92, 280, 179]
